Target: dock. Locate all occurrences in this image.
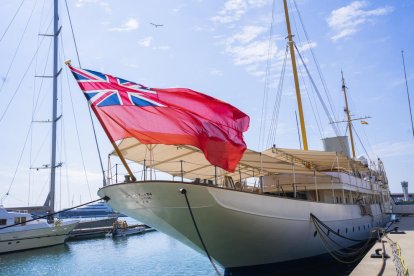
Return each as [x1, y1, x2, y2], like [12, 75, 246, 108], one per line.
[67, 224, 153, 240]
[351, 216, 413, 275]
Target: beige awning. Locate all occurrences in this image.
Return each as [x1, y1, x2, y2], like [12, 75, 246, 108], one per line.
[113, 138, 323, 181]
[262, 147, 369, 173]
[112, 138, 369, 181]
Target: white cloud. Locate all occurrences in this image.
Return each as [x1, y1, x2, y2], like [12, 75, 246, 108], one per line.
[298, 41, 317, 52]
[139, 36, 153, 47]
[210, 68, 223, 76]
[153, 46, 170, 51]
[232, 25, 266, 44]
[211, 0, 269, 24]
[170, 5, 185, 14]
[109, 18, 139, 32]
[75, 0, 111, 13]
[327, 1, 393, 41]
[226, 40, 277, 65]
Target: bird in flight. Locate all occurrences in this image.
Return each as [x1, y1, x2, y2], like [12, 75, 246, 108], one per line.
[150, 22, 163, 28]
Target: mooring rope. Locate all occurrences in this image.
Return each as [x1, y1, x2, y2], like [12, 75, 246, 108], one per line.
[310, 213, 377, 264]
[383, 230, 409, 276]
[179, 188, 221, 276]
[0, 196, 109, 230]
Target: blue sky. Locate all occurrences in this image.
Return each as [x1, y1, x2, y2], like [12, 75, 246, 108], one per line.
[0, 0, 413, 208]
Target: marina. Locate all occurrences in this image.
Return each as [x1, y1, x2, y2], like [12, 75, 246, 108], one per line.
[1, 0, 413, 275]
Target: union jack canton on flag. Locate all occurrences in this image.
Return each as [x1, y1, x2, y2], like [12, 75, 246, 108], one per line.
[69, 66, 164, 108]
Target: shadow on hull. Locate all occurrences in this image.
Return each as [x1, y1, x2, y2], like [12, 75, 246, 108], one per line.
[224, 240, 376, 276]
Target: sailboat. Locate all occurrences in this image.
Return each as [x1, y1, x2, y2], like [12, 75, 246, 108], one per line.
[68, 0, 391, 272]
[0, 0, 78, 253]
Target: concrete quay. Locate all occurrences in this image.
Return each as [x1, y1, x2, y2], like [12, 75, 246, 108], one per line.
[351, 215, 413, 275]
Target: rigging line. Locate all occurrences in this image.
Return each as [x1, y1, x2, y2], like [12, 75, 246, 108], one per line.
[3, 122, 34, 199]
[32, 39, 53, 120]
[296, 54, 324, 139]
[258, 0, 277, 151]
[294, 43, 341, 137]
[62, 62, 92, 201]
[29, 0, 47, 208]
[352, 124, 371, 162]
[288, 7, 325, 139]
[401, 50, 414, 138]
[62, 118, 72, 208]
[266, 44, 288, 148]
[0, 0, 38, 95]
[0, 0, 25, 43]
[64, 0, 82, 68]
[63, 2, 106, 185]
[0, 35, 49, 123]
[267, 44, 288, 147]
[59, 65, 64, 211]
[1, 197, 109, 230]
[288, 3, 325, 138]
[292, 0, 339, 125]
[60, 35, 104, 194]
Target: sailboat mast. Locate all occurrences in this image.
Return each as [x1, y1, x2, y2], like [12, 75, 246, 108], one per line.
[282, 0, 308, 150]
[341, 71, 356, 158]
[49, 0, 60, 212]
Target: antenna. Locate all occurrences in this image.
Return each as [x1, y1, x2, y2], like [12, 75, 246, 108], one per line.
[401, 50, 414, 138]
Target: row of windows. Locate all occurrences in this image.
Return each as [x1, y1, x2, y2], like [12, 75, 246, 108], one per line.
[314, 223, 373, 237]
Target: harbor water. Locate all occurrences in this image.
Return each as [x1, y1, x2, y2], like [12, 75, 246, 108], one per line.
[0, 228, 223, 275]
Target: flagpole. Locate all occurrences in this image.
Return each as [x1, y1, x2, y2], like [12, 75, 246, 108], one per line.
[65, 60, 136, 182]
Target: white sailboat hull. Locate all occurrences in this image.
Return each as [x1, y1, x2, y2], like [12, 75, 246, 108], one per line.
[0, 221, 78, 254]
[98, 181, 388, 268]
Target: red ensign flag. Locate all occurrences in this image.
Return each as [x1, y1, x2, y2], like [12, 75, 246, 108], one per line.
[69, 66, 249, 172]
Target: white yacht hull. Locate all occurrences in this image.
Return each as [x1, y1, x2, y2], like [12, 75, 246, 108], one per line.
[0, 221, 78, 254]
[98, 181, 388, 268]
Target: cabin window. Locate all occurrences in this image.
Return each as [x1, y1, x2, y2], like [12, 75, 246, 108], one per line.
[14, 217, 27, 225]
[0, 219, 7, 225]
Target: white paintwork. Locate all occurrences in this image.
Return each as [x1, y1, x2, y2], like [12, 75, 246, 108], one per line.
[98, 181, 389, 268]
[0, 208, 78, 253]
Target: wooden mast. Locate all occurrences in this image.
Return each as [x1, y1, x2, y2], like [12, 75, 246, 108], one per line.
[341, 71, 356, 158]
[282, 0, 308, 150]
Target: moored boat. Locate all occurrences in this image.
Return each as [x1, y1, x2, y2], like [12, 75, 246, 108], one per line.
[0, 207, 78, 254]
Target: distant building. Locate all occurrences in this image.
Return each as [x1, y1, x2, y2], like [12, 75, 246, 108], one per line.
[401, 181, 409, 201]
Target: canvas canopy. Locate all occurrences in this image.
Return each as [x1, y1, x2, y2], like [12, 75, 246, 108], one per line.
[111, 138, 368, 181]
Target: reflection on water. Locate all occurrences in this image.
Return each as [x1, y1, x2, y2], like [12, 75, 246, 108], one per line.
[0, 231, 223, 275]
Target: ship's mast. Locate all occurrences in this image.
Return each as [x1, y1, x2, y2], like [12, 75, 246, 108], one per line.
[282, 0, 308, 150]
[44, 0, 60, 213]
[341, 71, 356, 158]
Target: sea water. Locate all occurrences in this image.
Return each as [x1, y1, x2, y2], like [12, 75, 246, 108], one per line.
[0, 229, 223, 275]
